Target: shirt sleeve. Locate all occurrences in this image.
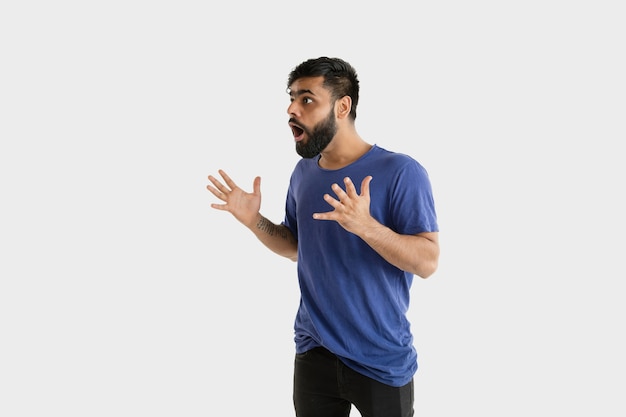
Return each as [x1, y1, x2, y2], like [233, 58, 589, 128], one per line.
[389, 159, 439, 235]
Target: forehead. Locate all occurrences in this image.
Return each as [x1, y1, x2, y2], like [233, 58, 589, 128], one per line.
[287, 76, 329, 97]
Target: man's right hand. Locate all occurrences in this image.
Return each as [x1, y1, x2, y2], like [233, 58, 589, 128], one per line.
[207, 169, 262, 229]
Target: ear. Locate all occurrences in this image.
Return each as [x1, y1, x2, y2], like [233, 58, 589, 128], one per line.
[335, 96, 352, 120]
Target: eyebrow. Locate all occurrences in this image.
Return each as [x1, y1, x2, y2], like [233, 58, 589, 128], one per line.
[287, 88, 316, 97]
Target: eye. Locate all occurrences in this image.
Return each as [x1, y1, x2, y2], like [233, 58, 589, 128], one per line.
[303, 97, 313, 104]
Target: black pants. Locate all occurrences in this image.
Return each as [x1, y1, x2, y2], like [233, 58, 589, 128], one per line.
[293, 347, 414, 417]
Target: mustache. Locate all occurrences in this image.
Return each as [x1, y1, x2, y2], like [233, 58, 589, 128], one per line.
[288, 117, 303, 127]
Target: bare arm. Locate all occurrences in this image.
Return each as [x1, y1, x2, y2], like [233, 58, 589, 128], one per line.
[250, 213, 298, 261]
[312, 176, 439, 278]
[359, 228, 439, 278]
[207, 170, 297, 261]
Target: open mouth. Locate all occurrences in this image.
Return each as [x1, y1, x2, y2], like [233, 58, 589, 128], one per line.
[289, 122, 305, 142]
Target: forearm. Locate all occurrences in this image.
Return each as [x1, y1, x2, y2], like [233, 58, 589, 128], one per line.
[248, 213, 298, 261]
[359, 223, 439, 278]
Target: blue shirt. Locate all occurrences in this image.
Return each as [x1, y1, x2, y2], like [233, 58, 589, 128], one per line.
[282, 144, 438, 387]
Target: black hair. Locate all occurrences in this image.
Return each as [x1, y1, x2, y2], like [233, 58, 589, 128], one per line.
[287, 57, 360, 120]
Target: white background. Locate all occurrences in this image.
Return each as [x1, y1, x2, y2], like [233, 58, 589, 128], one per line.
[1, 1, 624, 416]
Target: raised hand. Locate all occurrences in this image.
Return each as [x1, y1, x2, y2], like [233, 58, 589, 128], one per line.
[312, 176, 375, 235]
[207, 169, 261, 228]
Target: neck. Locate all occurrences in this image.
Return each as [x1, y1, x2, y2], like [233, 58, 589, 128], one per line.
[318, 132, 372, 170]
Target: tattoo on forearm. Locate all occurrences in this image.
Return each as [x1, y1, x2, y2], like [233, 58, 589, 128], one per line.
[257, 217, 289, 240]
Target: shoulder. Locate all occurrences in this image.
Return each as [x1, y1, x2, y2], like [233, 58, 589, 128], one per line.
[369, 145, 427, 173]
[291, 156, 318, 174]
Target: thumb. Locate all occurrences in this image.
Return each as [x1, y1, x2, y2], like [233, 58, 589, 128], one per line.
[253, 176, 261, 195]
[360, 175, 373, 196]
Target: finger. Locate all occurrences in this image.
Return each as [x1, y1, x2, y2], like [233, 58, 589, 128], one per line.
[330, 183, 348, 200]
[360, 176, 373, 197]
[218, 169, 239, 191]
[210, 203, 229, 211]
[343, 177, 358, 198]
[207, 175, 230, 195]
[206, 184, 227, 202]
[312, 210, 335, 221]
[323, 193, 341, 209]
[252, 176, 261, 195]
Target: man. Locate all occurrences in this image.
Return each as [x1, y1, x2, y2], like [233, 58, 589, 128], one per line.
[207, 57, 439, 417]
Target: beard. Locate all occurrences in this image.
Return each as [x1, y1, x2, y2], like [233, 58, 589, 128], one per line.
[295, 108, 337, 159]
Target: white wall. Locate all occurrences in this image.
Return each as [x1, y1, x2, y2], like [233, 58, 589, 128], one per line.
[1, 1, 624, 416]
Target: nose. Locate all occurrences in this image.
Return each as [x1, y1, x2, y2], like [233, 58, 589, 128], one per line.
[287, 101, 299, 117]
